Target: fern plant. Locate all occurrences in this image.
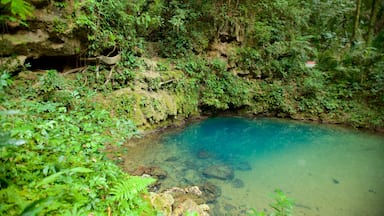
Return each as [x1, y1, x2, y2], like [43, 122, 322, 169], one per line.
[109, 175, 156, 215]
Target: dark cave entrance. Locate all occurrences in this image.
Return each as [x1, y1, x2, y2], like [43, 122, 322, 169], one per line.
[24, 55, 82, 72]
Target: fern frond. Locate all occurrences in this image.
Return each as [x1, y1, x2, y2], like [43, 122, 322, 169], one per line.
[0, 0, 34, 21]
[109, 176, 155, 202]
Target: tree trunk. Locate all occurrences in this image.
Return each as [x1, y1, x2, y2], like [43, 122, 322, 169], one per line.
[366, 0, 380, 45]
[352, 0, 362, 42]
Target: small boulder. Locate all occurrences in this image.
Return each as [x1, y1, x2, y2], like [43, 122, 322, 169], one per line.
[164, 187, 187, 197]
[203, 165, 234, 180]
[185, 186, 203, 196]
[150, 192, 174, 215]
[172, 198, 210, 216]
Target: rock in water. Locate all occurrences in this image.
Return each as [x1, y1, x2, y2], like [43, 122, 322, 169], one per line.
[197, 149, 212, 159]
[203, 164, 234, 180]
[232, 161, 252, 171]
[231, 178, 245, 188]
[132, 166, 168, 179]
[200, 182, 222, 203]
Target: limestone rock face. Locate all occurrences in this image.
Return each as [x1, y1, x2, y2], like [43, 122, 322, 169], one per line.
[202, 164, 234, 180]
[0, 29, 81, 57]
[0, 5, 85, 60]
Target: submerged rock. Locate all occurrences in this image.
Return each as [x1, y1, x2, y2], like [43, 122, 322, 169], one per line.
[200, 182, 222, 203]
[165, 156, 179, 162]
[132, 166, 167, 179]
[203, 165, 234, 180]
[231, 178, 245, 188]
[183, 169, 202, 185]
[197, 149, 213, 159]
[232, 161, 252, 171]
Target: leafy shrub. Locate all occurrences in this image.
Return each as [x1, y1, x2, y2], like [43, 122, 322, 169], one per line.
[0, 97, 153, 215]
[75, 0, 161, 57]
[35, 70, 64, 98]
[0, 70, 13, 93]
[0, 0, 34, 26]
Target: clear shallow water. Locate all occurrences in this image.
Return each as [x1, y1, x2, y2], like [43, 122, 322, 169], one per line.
[119, 117, 384, 215]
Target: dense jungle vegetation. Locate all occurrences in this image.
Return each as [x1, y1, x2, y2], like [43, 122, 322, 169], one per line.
[1, 0, 383, 215]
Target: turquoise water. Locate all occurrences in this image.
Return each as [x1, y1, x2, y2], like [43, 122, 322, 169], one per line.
[120, 117, 384, 215]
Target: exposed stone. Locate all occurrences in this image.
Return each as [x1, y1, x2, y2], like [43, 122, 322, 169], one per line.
[0, 56, 27, 71]
[154, 186, 210, 215]
[172, 198, 210, 216]
[185, 186, 203, 196]
[0, 4, 84, 60]
[108, 88, 183, 129]
[150, 192, 174, 216]
[164, 187, 186, 197]
[0, 29, 81, 58]
[203, 164, 234, 180]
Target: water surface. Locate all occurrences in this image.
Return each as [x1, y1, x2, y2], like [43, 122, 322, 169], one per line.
[119, 117, 384, 215]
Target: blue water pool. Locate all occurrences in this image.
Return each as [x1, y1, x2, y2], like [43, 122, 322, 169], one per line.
[120, 117, 384, 215]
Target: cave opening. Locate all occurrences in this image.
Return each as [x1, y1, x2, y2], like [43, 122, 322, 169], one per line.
[24, 55, 83, 72]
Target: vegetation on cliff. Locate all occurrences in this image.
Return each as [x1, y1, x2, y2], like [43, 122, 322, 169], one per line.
[1, 0, 383, 215]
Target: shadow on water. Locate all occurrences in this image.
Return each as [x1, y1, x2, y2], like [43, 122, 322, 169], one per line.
[115, 117, 384, 216]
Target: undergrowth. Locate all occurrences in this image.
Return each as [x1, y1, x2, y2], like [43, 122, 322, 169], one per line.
[0, 71, 156, 215]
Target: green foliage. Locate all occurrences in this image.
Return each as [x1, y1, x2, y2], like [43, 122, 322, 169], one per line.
[1, 0, 384, 214]
[176, 57, 252, 110]
[35, 70, 64, 97]
[109, 175, 155, 214]
[52, 18, 68, 34]
[75, 0, 162, 58]
[0, 94, 153, 215]
[0, 71, 13, 92]
[249, 189, 294, 216]
[66, 0, 382, 129]
[0, 0, 34, 26]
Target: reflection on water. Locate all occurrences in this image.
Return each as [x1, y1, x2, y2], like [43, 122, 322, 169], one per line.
[117, 117, 384, 215]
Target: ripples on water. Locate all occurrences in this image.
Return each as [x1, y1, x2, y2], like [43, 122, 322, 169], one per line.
[119, 117, 384, 215]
